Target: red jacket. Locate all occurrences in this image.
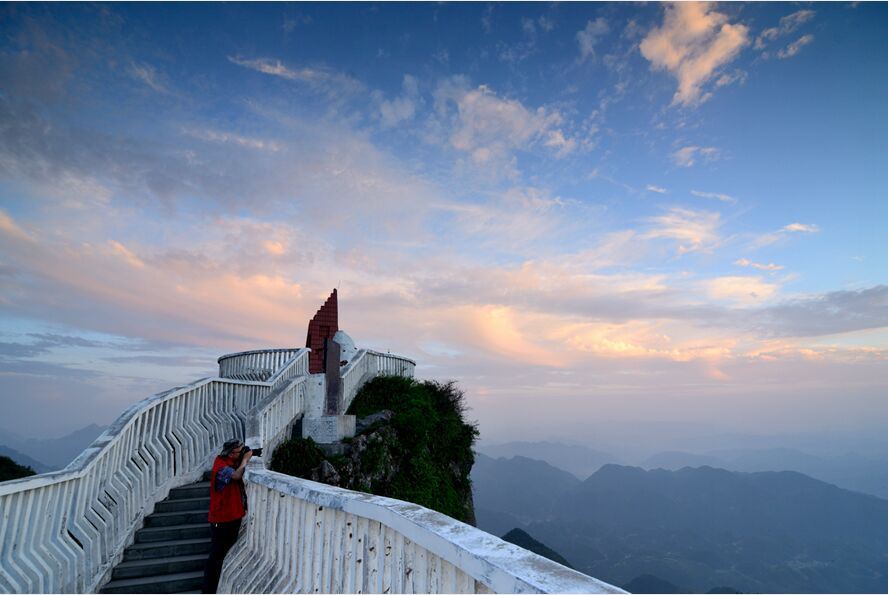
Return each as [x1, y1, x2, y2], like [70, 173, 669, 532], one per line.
[208, 455, 247, 523]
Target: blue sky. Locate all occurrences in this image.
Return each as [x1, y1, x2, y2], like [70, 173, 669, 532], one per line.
[0, 2, 886, 445]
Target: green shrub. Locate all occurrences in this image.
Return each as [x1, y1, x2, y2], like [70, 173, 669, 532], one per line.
[273, 375, 479, 524]
[270, 436, 325, 477]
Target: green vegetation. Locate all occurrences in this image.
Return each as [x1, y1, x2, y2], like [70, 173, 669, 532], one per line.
[0, 455, 36, 482]
[271, 376, 479, 524]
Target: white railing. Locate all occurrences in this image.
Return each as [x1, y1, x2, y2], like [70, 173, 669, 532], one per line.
[340, 349, 416, 413]
[219, 349, 304, 381]
[0, 378, 265, 593]
[219, 469, 624, 594]
[1, 343, 624, 595]
[0, 349, 309, 594]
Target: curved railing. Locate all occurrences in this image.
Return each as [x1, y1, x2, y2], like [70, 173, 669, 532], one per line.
[340, 349, 416, 413]
[219, 348, 304, 381]
[219, 469, 624, 594]
[1, 343, 623, 594]
[0, 349, 309, 594]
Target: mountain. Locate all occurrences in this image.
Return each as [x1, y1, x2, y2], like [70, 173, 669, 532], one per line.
[623, 574, 682, 594]
[0, 454, 36, 482]
[471, 453, 579, 523]
[0, 444, 54, 474]
[477, 441, 617, 479]
[473, 456, 888, 593]
[642, 447, 888, 500]
[501, 528, 573, 569]
[0, 424, 107, 470]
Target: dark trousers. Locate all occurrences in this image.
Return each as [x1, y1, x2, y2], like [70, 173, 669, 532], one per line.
[201, 518, 242, 594]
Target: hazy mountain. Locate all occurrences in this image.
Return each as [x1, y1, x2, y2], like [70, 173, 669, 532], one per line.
[623, 574, 682, 594]
[474, 457, 888, 593]
[0, 444, 54, 474]
[477, 441, 618, 479]
[642, 447, 888, 500]
[472, 453, 579, 523]
[0, 424, 106, 469]
[501, 528, 573, 569]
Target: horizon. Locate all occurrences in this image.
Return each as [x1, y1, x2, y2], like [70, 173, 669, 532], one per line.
[0, 2, 885, 449]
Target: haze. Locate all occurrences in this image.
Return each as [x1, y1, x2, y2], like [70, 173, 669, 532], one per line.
[0, 3, 885, 456]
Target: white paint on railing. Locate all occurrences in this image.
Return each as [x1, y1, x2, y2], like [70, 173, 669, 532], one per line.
[0, 349, 309, 594]
[218, 348, 304, 382]
[1, 345, 623, 595]
[218, 469, 624, 594]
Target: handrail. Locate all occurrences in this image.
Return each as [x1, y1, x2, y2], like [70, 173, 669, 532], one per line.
[340, 349, 416, 413]
[0, 349, 310, 594]
[219, 469, 625, 594]
[218, 348, 304, 381]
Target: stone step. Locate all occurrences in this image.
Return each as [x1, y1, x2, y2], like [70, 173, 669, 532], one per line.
[99, 570, 204, 594]
[168, 482, 210, 500]
[144, 509, 208, 528]
[124, 538, 212, 561]
[155, 496, 210, 513]
[135, 523, 210, 543]
[111, 553, 208, 580]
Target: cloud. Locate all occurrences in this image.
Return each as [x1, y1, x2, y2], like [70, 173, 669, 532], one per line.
[644, 207, 722, 255]
[691, 189, 736, 203]
[777, 34, 814, 59]
[753, 286, 888, 338]
[640, 2, 750, 106]
[783, 222, 820, 233]
[672, 145, 720, 167]
[577, 18, 609, 62]
[646, 184, 668, 194]
[735, 258, 784, 272]
[377, 75, 420, 128]
[432, 78, 576, 171]
[183, 128, 282, 152]
[755, 9, 815, 49]
[0, 209, 34, 242]
[227, 56, 362, 94]
[108, 240, 145, 269]
[705, 275, 778, 305]
[128, 62, 169, 94]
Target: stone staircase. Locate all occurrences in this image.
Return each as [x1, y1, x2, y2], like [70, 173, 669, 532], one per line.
[100, 475, 211, 594]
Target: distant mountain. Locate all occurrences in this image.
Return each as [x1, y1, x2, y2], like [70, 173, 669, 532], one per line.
[0, 444, 54, 474]
[0, 424, 107, 470]
[477, 441, 617, 479]
[471, 453, 579, 523]
[642, 447, 888, 500]
[642, 451, 724, 470]
[501, 528, 573, 569]
[0, 454, 36, 482]
[623, 574, 682, 594]
[474, 456, 888, 593]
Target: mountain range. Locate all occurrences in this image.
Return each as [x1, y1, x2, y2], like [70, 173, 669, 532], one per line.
[0, 424, 107, 471]
[472, 454, 888, 593]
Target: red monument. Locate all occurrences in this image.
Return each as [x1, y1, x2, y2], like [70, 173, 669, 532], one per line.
[305, 289, 339, 374]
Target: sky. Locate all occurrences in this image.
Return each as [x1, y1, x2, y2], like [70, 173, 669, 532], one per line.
[0, 2, 886, 449]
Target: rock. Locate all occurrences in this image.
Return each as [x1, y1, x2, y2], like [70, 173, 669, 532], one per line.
[311, 460, 341, 486]
[356, 410, 394, 434]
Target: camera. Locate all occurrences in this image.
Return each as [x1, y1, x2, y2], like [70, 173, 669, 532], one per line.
[239, 446, 262, 460]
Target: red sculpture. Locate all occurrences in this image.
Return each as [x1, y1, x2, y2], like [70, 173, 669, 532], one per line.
[305, 289, 339, 374]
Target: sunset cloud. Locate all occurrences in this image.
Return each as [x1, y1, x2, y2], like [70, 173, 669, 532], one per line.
[640, 2, 750, 106]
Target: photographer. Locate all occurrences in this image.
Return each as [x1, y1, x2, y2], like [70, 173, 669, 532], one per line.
[202, 439, 256, 593]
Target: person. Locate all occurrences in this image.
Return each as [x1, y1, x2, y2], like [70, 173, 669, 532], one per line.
[202, 439, 252, 594]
